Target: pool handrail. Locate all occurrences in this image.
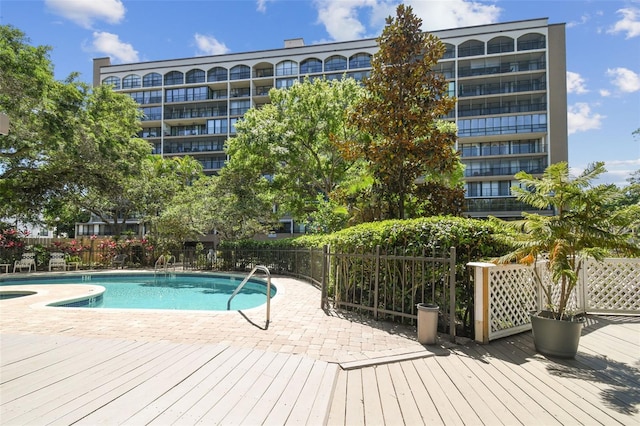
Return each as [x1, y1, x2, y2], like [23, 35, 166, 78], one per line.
[227, 265, 271, 326]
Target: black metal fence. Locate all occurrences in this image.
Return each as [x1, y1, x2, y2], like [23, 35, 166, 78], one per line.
[206, 245, 457, 339]
[3, 240, 458, 339]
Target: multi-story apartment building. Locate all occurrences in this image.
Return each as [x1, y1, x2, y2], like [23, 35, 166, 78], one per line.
[92, 17, 567, 223]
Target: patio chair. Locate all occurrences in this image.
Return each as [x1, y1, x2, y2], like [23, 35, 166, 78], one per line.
[13, 252, 36, 273]
[111, 254, 127, 269]
[49, 252, 67, 271]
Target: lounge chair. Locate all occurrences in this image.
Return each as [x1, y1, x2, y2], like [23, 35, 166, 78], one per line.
[49, 252, 67, 271]
[13, 253, 36, 273]
[111, 254, 127, 269]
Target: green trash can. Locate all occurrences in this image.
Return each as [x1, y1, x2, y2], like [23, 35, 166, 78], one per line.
[416, 303, 439, 345]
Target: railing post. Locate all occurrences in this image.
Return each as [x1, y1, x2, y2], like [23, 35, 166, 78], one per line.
[321, 245, 328, 309]
[467, 262, 495, 344]
[373, 245, 380, 320]
[449, 247, 456, 342]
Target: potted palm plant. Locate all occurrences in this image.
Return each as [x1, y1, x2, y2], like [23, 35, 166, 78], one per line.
[493, 162, 639, 358]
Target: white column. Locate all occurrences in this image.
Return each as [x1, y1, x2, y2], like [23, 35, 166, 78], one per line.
[467, 262, 496, 344]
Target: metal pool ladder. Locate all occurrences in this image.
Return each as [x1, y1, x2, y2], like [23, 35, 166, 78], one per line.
[227, 265, 272, 326]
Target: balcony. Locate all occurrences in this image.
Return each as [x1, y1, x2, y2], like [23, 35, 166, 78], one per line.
[458, 60, 546, 78]
[465, 197, 553, 214]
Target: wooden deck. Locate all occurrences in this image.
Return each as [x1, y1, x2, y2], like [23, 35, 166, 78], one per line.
[0, 335, 338, 425]
[1, 315, 638, 425]
[328, 315, 640, 425]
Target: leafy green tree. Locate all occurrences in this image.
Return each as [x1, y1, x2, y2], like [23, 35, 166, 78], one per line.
[343, 5, 461, 219]
[154, 170, 276, 246]
[55, 84, 151, 236]
[224, 77, 366, 224]
[1, 26, 151, 236]
[0, 25, 83, 221]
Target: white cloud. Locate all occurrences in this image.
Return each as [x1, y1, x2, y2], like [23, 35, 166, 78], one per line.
[606, 67, 640, 93]
[45, 0, 125, 29]
[256, 0, 274, 13]
[567, 13, 590, 29]
[194, 34, 230, 56]
[312, 0, 501, 42]
[599, 89, 611, 97]
[567, 103, 605, 135]
[566, 71, 588, 94]
[608, 7, 640, 39]
[314, 0, 371, 41]
[407, 0, 501, 31]
[91, 32, 138, 63]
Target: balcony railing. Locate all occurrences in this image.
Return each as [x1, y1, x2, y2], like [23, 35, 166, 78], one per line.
[458, 102, 547, 117]
[458, 60, 546, 78]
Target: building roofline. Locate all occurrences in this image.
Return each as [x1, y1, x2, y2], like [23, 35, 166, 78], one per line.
[96, 17, 557, 74]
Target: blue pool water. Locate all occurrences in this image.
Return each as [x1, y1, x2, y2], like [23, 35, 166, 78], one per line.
[0, 273, 276, 311]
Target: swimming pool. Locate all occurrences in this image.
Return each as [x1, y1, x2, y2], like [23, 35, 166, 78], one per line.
[0, 272, 276, 311]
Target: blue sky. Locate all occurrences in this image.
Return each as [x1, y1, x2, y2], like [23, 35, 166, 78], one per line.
[2, 0, 639, 186]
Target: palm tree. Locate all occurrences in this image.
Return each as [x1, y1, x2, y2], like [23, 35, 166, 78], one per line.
[494, 161, 640, 319]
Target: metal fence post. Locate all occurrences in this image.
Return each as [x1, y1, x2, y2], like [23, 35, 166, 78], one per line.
[449, 246, 456, 342]
[374, 245, 380, 321]
[321, 245, 328, 309]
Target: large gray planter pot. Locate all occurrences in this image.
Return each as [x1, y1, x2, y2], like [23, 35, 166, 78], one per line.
[530, 311, 584, 358]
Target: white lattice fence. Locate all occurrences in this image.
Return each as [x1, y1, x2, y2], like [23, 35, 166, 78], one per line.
[582, 258, 640, 313]
[488, 264, 538, 339]
[469, 257, 640, 343]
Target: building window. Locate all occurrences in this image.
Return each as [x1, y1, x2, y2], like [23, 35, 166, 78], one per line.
[442, 43, 455, 59]
[487, 36, 515, 54]
[186, 87, 209, 101]
[102, 76, 120, 89]
[458, 40, 485, 57]
[518, 33, 546, 51]
[186, 69, 206, 84]
[276, 78, 297, 89]
[140, 127, 161, 138]
[349, 53, 371, 69]
[300, 58, 323, 74]
[325, 55, 347, 72]
[200, 155, 227, 170]
[208, 67, 228, 82]
[346, 71, 371, 82]
[230, 100, 250, 116]
[459, 114, 547, 137]
[143, 72, 162, 87]
[128, 91, 144, 103]
[141, 106, 162, 121]
[276, 60, 298, 76]
[143, 90, 162, 104]
[165, 88, 186, 103]
[230, 87, 251, 98]
[207, 119, 228, 134]
[122, 74, 141, 89]
[230, 65, 250, 80]
[230, 117, 241, 133]
[164, 71, 184, 86]
[254, 66, 274, 78]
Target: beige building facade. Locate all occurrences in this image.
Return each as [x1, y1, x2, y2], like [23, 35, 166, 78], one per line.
[93, 18, 567, 222]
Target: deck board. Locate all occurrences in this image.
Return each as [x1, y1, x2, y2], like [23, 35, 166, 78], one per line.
[327, 315, 639, 426]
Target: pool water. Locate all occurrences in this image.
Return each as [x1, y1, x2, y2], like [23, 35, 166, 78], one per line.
[0, 273, 276, 311]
